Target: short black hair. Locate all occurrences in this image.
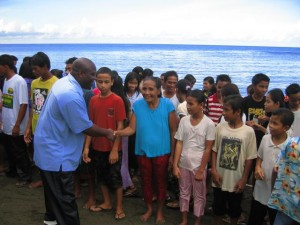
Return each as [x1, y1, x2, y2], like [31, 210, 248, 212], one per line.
[0, 54, 15, 70]
[272, 108, 294, 127]
[285, 83, 300, 96]
[252, 73, 270, 85]
[31, 52, 51, 69]
[223, 94, 243, 117]
[216, 74, 231, 84]
[203, 76, 214, 84]
[132, 66, 143, 75]
[221, 83, 240, 98]
[188, 89, 205, 104]
[96, 67, 113, 77]
[51, 69, 63, 79]
[184, 74, 196, 85]
[142, 68, 153, 79]
[176, 79, 191, 95]
[65, 57, 78, 65]
[164, 70, 178, 82]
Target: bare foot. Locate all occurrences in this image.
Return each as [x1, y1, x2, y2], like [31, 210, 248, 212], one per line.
[140, 209, 152, 222]
[75, 191, 81, 199]
[156, 211, 165, 224]
[179, 221, 188, 225]
[83, 199, 96, 209]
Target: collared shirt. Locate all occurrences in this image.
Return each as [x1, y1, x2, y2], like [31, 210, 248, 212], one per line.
[253, 134, 289, 205]
[268, 136, 300, 223]
[34, 75, 93, 172]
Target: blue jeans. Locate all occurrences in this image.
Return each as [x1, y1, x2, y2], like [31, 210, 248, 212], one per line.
[274, 211, 300, 225]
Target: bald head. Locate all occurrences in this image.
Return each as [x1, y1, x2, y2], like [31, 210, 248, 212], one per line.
[71, 58, 96, 89]
[72, 58, 96, 75]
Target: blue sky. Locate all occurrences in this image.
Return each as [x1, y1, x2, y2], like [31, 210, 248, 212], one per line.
[0, 0, 300, 46]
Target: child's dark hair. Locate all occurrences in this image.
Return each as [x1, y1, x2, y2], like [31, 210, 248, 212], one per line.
[164, 70, 178, 82]
[184, 74, 196, 85]
[65, 57, 77, 65]
[51, 69, 63, 79]
[111, 73, 130, 119]
[96, 67, 113, 77]
[142, 68, 153, 79]
[31, 52, 51, 69]
[132, 66, 143, 75]
[252, 73, 270, 85]
[19, 60, 35, 79]
[188, 89, 205, 104]
[176, 79, 191, 96]
[203, 76, 214, 84]
[285, 83, 300, 96]
[0, 54, 15, 70]
[268, 88, 285, 108]
[247, 84, 254, 96]
[272, 108, 294, 127]
[143, 76, 162, 97]
[223, 95, 243, 116]
[124, 72, 140, 95]
[216, 74, 231, 84]
[221, 83, 241, 98]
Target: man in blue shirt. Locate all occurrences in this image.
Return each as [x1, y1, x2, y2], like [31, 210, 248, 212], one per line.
[34, 58, 114, 225]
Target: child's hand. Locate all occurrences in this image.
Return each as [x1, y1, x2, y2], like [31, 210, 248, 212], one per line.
[211, 170, 222, 187]
[109, 150, 119, 164]
[195, 171, 204, 181]
[234, 178, 247, 193]
[82, 148, 91, 163]
[255, 166, 264, 180]
[24, 128, 32, 144]
[173, 165, 180, 179]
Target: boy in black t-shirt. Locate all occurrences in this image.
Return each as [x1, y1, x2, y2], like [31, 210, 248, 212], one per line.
[243, 73, 270, 149]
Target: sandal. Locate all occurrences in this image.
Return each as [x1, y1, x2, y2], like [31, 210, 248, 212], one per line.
[123, 187, 138, 197]
[89, 205, 112, 212]
[165, 200, 180, 209]
[115, 211, 126, 220]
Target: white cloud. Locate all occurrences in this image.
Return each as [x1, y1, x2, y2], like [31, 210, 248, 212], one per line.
[0, 0, 300, 46]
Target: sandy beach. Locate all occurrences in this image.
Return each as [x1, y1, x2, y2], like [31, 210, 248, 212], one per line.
[0, 168, 254, 225]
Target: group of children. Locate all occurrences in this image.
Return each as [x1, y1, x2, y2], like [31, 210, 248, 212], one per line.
[1, 53, 300, 225]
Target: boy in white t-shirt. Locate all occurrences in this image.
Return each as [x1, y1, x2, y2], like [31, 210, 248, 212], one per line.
[248, 108, 294, 225]
[0, 54, 31, 187]
[211, 95, 257, 225]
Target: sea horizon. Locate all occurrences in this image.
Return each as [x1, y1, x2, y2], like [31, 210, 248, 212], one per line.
[1, 43, 299, 96]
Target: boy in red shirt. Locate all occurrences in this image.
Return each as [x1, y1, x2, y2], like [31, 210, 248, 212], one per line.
[83, 67, 126, 220]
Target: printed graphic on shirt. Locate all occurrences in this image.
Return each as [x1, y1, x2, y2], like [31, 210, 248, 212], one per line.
[33, 88, 48, 114]
[248, 108, 264, 120]
[2, 93, 13, 108]
[107, 108, 115, 117]
[219, 137, 241, 170]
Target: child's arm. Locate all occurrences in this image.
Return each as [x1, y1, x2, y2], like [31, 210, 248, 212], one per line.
[195, 140, 214, 181]
[114, 113, 136, 136]
[211, 150, 222, 187]
[109, 120, 124, 164]
[254, 157, 264, 180]
[173, 140, 183, 179]
[24, 107, 33, 143]
[168, 111, 178, 170]
[13, 104, 27, 136]
[234, 159, 253, 193]
[83, 135, 92, 163]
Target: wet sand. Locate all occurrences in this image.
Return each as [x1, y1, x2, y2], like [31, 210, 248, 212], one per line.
[0, 171, 253, 225]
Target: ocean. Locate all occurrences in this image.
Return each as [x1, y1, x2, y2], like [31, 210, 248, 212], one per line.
[1, 44, 299, 96]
